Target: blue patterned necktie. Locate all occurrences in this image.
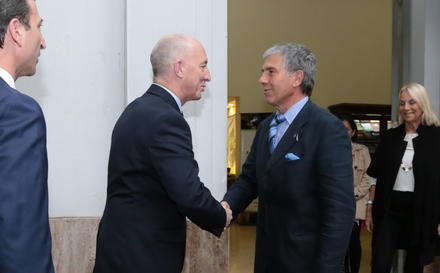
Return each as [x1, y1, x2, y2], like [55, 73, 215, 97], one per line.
[269, 113, 286, 153]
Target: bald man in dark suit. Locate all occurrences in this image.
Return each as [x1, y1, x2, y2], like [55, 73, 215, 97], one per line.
[93, 34, 232, 273]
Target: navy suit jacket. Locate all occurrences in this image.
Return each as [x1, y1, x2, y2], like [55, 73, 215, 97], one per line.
[93, 84, 226, 273]
[224, 100, 355, 273]
[0, 77, 54, 273]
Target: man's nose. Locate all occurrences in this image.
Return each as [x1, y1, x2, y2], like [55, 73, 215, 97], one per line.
[40, 36, 47, 49]
[258, 73, 267, 85]
[204, 68, 211, 82]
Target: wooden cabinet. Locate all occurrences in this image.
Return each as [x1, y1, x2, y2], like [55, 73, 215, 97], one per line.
[328, 103, 391, 155]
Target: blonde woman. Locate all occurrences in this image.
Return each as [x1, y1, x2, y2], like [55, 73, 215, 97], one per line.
[366, 83, 440, 273]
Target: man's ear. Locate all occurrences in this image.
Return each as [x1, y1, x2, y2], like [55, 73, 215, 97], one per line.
[292, 70, 304, 88]
[8, 18, 24, 47]
[174, 60, 184, 78]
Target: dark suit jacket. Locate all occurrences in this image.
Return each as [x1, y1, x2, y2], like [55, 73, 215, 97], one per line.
[367, 124, 440, 265]
[0, 77, 54, 273]
[93, 84, 226, 273]
[224, 100, 355, 273]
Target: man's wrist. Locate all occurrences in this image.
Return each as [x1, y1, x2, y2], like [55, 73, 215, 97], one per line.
[367, 200, 374, 205]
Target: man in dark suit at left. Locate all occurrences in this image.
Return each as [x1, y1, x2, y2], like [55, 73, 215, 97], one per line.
[0, 0, 54, 272]
[93, 34, 232, 273]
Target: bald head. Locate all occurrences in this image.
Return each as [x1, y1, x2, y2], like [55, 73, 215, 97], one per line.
[149, 34, 211, 105]
[150, 34, 197, 80]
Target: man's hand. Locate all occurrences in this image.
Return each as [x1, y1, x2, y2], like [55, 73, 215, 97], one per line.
[221, 201, 232, 229]
[437, 224, 440, 237]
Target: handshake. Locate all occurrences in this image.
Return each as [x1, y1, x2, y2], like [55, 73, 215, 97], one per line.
[221, 201, 233, 229]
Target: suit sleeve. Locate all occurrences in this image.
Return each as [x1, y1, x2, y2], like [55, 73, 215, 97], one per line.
[367, 132, 388, 179]
[148, 113, 226, 237]
[435, 129, 440, 225]
[314, 117, 355, 273]
[222, 123, 261, 218]
[0, 95, 54, 273]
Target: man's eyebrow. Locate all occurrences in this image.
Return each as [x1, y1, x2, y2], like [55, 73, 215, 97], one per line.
[262, 66, 276, 71]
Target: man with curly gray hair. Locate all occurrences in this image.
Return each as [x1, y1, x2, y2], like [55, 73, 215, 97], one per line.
[223, 43, 355, 273]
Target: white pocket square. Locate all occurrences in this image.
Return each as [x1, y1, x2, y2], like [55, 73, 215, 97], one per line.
[285, 153, 300, 161]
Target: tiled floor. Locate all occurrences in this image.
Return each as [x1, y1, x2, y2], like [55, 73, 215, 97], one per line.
[229, 223, 373, 273]
[229, 224, 256, 272]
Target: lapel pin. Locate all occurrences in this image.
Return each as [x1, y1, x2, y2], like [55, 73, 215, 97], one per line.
[293, 133, 299, 142]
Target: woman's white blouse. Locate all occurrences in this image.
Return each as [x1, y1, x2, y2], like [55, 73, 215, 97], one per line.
[392, 133, 418, 192]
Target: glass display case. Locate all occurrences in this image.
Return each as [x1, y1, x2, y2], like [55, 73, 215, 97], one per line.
[328, 103, 392, 155]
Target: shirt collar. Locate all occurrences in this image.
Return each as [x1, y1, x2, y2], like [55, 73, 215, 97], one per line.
[280, 96, 309, 125]
[0, 67, 15, 89]
[153, 83, 182, 113]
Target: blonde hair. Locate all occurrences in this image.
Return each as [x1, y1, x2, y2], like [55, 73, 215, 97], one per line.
[398, 83, 440, 126]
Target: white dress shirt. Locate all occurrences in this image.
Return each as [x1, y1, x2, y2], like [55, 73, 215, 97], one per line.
[0, 67, 15, 88]
[271, 96, 309, 148]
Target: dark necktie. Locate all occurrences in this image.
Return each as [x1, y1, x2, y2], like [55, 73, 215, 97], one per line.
[269, 113, 286, 153]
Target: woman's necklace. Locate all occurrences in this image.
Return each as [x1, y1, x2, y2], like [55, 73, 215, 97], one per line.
[400, 161, 413, 172]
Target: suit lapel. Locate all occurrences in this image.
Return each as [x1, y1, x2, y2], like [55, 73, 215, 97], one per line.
[388, 125, 407, 189]
[257, 114, 274, 171]
[0, 77, 13, 100]
[265, 101, 311, 172]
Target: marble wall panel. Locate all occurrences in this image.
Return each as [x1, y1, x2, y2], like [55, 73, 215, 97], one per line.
[183, 220, 229, 273]
[50, 217, 229, 273]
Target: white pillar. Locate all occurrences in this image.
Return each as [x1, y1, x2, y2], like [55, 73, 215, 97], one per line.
[126, 0, 228, 200]
[423, 0, 440, 116]
[396, 0, 440, 117]
[16, 0, 126, 217]
[16, 0, 228, 215]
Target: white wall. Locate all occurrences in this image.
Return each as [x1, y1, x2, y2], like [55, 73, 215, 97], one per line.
[398, 0, 440, 117]
[15, 0, 227, 216]
[17, 0, 126, 217]
[424, 0, 440, 116]
[126, 0, 228, 200]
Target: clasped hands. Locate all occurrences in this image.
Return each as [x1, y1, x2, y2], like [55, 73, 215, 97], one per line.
[221, 201, 232, 230]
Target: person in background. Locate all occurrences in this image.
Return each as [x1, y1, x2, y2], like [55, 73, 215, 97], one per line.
[0, 0, 54, 272]
[366, 83, 440, 273]
[341, 116, 371, 273]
